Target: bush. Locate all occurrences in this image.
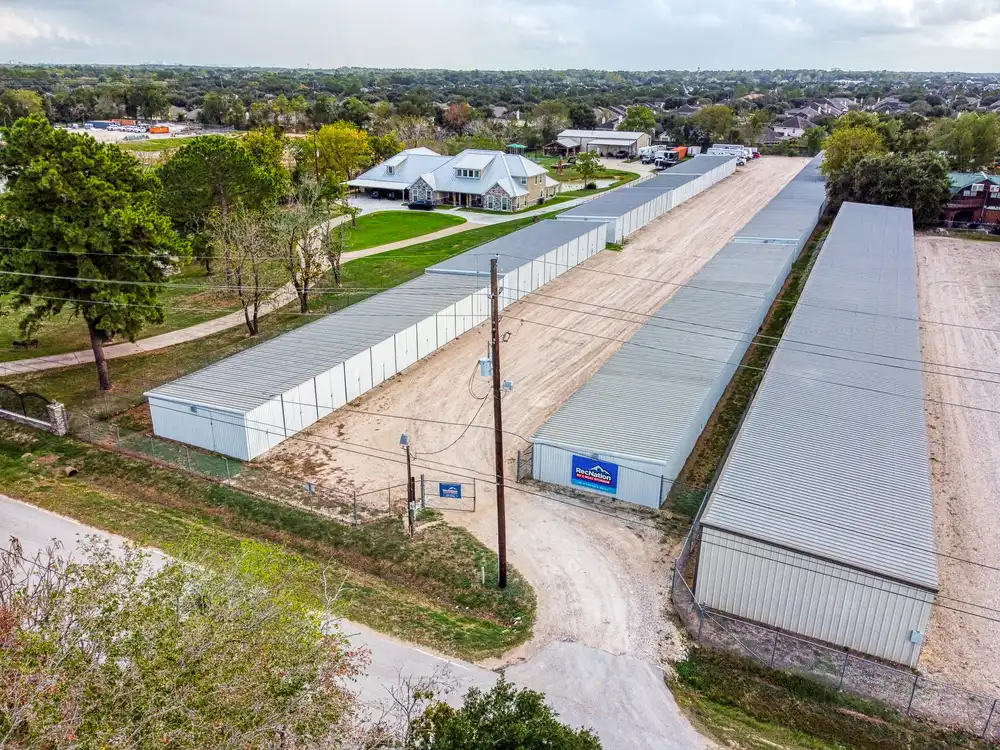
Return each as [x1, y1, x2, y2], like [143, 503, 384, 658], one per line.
[585, 181, 597, 190]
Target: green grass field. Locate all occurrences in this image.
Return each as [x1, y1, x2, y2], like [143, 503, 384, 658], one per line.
[4, 209, 566, 415]
[349, 211, 466, 250]
[0, 264, 242, 363]
[119, 133, 243, 152]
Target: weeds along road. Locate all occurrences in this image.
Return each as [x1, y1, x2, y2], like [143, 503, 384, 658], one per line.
[258, 156, 809, 743]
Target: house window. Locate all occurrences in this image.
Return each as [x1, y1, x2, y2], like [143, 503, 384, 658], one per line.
[456, 168, 481, 179]
[386, 165, 395, 176]
[518, 177, 527, 186]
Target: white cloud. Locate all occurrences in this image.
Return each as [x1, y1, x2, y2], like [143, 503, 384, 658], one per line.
[0, 6, 88, 44]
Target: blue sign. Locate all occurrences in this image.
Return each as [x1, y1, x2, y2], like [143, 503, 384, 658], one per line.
[439, 482, 463, 499]
[571, 455, 619, 494]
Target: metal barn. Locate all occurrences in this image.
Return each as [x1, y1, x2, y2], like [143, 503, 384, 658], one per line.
[695, 203, 938, 667]
[530, 157, 825, 508]
[147, 220, 606, 460]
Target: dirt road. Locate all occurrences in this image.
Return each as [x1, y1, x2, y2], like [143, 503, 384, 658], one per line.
[916, 235, 1000, 696]
[261, 156, 809, 667]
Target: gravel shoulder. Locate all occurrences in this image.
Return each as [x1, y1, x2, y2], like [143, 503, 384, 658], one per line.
[916, 234, 1000, 696]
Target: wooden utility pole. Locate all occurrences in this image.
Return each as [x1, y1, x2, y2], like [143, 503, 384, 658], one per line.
[490, 257, 508, 589]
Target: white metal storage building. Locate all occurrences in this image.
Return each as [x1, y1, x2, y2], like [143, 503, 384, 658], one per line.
[530, 157, 825, 508]
[147, 220, 606, 460]
[695, 203, 938, 667]
[555, 154, 737, 243]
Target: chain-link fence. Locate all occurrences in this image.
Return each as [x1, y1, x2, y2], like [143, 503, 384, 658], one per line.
[419, 475, 477, 512]
[671, 532, 1000, 739]
[515, 447, 533, 482]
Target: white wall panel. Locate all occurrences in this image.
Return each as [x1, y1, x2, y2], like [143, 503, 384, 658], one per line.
[531, 258, 545, 290]
[567, 237, 580, 268]
[345, 351, 373, 402]
[417, 316, 438, 359]
[246, 398, 286, 459]
[370, 336, 397, 386]
[556, 243, 569, 274]
[395, 324, 419, 369]
[531, 441, 666, 509]
[436, 306, 456, 347]
[454, 295, 473, 335]
[149, 398, 251, 461]
[544, 249, 558, 283]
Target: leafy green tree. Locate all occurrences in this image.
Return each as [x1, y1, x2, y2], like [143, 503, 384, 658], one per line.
[574, 150, 601, 188]
[0, 116, 188, 391]
[158, 135, 285, 275]
[820, 126, 886, 181]
[742, 109, 773, 144]
[802, 126, 828, 156]
[339, 96, 372, 127]
[124, 81, 170, 119]
[618, 105, 657, 133]
[408, 677, 601, 749]
[0, 537, 359, 748]
[689, 105, 735, 144]
[569, 104, 597, 130]
[930, 112, 1000, 171]
[0, 89, 45, 125]
[316, 120, 372, 182]
[827, 152, 950, 227]
[370, 131, 404, 163]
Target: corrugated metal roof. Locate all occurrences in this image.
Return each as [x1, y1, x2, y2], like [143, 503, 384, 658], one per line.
[425, 220, 596, 277]
[559, 129, 646, 141]
[149, 220, 594, 413]
[559, 187, 667, 218]
[532, 156, 825, 494]
[701, 202, 939, 590]
[734, 154, 825, 244]
[625, 173, 701, 191]
[660, 154, 737, 176]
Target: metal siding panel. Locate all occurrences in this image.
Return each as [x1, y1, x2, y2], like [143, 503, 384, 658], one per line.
[395, 325, 419, 370]
[544, 249, 558, 283]
[556, 243, 569, 274]
[531, 440, 665, 508]
[245, 399, 285, 459]
[329, 364, 347, 410]
[531, 258, 545, 290]
[148, 398, 249, 461]
[417, 316, 437, 359]
[455, 295, 474, 335]
[370, 337, 397, 386]
[344, 351, 373, 402]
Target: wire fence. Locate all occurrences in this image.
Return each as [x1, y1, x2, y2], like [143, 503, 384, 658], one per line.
[419, 474, 477, 513]
[65, 412, 404, 527]
[671, 531, 1000, 739]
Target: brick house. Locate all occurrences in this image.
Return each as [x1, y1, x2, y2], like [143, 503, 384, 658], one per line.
[943, 172, 1000, 227]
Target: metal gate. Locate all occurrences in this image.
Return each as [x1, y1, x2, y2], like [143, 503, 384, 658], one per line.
[419, 475, 476, 512]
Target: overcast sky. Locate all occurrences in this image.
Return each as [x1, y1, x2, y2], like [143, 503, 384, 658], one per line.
[2, 0, 999, 72]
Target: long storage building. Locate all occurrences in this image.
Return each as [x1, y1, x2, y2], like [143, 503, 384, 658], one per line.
[555, 154, 737, 243]
[147, 220, 605, 460]
[694, 202, 938, 667]
[530, 155, 825, 508]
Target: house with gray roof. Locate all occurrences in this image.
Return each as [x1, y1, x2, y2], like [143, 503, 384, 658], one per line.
[348, 147, 560, 211]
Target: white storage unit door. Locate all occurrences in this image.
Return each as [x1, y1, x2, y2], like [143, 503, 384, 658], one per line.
[435, 307, 457, 348]
[455, 295, 473, 335]
[531, 257, 545, 290]
[370, 336, 397, 386]
[344, 351, 373, 402]
[417, 315, 438, 359]
[246, 398, 287, 459]
[281, 381, 317, 436]
[567, 237, 580, 267]
[556, 242, 569, 275]
[315, 363, 347, 418]
[544, 249, 558, 283]
[395, 324, 419, 369]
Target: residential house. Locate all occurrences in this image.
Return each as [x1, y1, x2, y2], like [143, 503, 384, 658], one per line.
[543, 137, 582, 157]
[943, 172, 1000, 227]
[349, 148, 560, 212]
[773, 115, 815, 139]
[869, 96, 910, 115]
[672, 103, 703, 117]
[785, 105, 824, 121]
[554, 129, 651, 157]
[756, 127, 785, 146]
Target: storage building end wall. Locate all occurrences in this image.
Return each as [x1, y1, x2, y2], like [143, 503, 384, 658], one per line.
[696, 527, 933, 667]
[148, 396, 251, 462]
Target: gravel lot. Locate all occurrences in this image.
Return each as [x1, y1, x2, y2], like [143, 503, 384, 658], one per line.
[916, 234, 1000, 696]
[260, 156, 809, 668]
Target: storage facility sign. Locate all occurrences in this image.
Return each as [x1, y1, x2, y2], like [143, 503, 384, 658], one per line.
[439, 482, 462, 499]
[571, 455, 619, 494]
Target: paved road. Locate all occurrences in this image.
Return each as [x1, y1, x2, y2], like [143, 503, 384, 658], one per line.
[1, 494, 706, 749]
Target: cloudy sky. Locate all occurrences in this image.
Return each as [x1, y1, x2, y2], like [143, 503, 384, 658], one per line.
[2, 0, 999, 71]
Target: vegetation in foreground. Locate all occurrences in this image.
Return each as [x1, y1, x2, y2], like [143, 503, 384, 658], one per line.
[0, 424, 536, 661]
[673, 649, 994, 750]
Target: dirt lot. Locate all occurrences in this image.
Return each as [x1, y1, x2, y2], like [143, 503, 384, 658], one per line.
[916, 235, 1000, 696]
[260, 156, 810, 667]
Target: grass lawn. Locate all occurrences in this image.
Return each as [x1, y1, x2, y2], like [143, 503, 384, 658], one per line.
[349, 211, 466, 250]
[1, 264, 242, 363]
[119, 134, 243, 152]
[673, 649, 993, 750]
[3, 209, 566, 416]
[0, 424, 535, 660]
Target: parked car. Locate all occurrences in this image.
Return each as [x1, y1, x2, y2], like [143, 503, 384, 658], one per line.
[408, 200, 434, 211]
[752, 152, 761, 159]
[736, 157, 747, 166]
[614, 150, 629, 159]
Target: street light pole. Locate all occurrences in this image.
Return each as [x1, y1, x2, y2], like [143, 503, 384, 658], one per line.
[401, 433, 414, 535]
[490, 257, 508, 589]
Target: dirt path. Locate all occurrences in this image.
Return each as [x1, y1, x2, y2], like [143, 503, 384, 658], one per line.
[916, 235, 1000, 696]
[260, 156, 809, 668]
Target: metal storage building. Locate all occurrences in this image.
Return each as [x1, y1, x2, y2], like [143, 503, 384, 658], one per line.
[695, 203, 938, 667]
[147, 220, 605, 460]
[555, 154, 737, 243]
[530, 157, 825, 508]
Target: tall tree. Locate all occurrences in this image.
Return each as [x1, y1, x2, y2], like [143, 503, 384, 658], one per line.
[569, 104, 597, 130]
[280, 179, 337, 313]
[370, 131, 404, 163]
[689, 105, 735, 144]
[574, 150, 601, 188]
[442, 102, 474, 133]
[158, 135, 286, 275]
[316, 120, 372, 183]
[742, 109, 773, 144]
[0, 537, 359, 748]
[0, 115, 188, 391]
[930, 112, 1000, 172]
[618, 106, 657, 133]
[338, 96, 371, 127]
[820, 126, 886, 181]
[0, 89, 45, 125]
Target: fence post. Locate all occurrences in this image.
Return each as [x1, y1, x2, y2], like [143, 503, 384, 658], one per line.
[353, 492, 359, 526]
[184, 446, 191, 472]
[420, 473, 425, 509]
[115, 425, 121, 451]
[149, 433, 155, 457]
[983, 698, 997, 738]
[697, 605, 705, 642]
[769, 630, 779, 668]
[516, 450, 521, 481]
[225, 458, 231, 481]
[906, 675, 919, 716]
[837, 653, 849, 691]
